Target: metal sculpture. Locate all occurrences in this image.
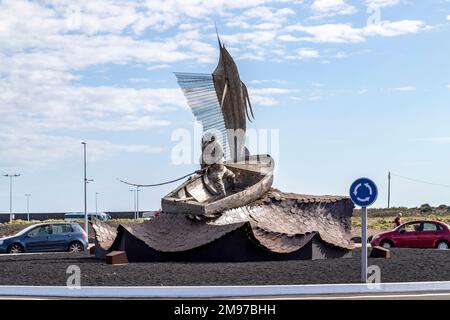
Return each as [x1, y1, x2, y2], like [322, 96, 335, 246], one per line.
[175, 32, 254, 162]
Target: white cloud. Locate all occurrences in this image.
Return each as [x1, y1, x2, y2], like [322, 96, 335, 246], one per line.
[244, 6, 296, 23]
[387, 86, 416, 92]
[446, 84, 450, 88]
[334, 51, 347, 58]
[222, 30, 279, 45]
[0, 129, 163, 168]
[248, 87, 297, 106]
[363, 20, 424, 37]
[365, 0, 401, 8]
[249, 79, 288, 84]
[249, 95, 278, 106]
[417, 137, 450, 144]
[249, 88, 294, 95]
[311, 0, 357, 17]
[0, 0, 430, 167]
[284, 23, 365, 43]
[1, 0, 254, 166]
[286, 48, 321, 59]
[282, 20, 424, 43]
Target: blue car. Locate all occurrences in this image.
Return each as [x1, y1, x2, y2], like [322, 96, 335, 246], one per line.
[0, 223, 88, 254]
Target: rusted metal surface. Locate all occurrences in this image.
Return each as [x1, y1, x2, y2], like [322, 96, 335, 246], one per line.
[370, 246, 392, 259]
[91, 218, 118, 258]
[161, 154, 274, 216]
[247, 190, 355, 250]
[105, 251, 128, 265]
[93, 189, 354, 257]
[123, 213, 245, 252]
[250, 226, 318, 253]
[213, 42, 253, 161]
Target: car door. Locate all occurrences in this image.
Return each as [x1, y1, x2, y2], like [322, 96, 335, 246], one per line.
[49, 224, 74, 251]
[416, 222, 442, 248]
[391, 222, 421, 247]
[23, 225, 52, 252]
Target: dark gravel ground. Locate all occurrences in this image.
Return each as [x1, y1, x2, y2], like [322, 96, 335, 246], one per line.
[1, 248, 450, 286]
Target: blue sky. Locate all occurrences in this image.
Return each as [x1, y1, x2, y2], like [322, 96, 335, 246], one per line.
[0, 0, 450, 213]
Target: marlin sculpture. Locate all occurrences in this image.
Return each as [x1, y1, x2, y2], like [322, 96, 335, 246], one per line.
[175, 29, 255, 162]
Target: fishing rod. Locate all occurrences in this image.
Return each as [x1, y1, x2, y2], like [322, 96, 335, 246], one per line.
[117, 169, 205, 188]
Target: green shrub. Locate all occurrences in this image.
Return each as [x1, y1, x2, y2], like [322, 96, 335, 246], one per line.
[420, 203, 433, 213]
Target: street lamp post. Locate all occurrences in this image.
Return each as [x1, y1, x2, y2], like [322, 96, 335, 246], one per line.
[95, 192, 100, 215]
[136, 186, 140, 219]
[25, 193, 31, 221]
[130, 189, 136, 219]
[3, 174, 20, 223]
[81, 142, 93, 239]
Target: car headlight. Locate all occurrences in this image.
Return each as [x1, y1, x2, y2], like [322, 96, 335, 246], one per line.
[0, 240, 4, 246]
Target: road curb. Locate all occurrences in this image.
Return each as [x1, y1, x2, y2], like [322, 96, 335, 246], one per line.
[1, 281, 450, 298]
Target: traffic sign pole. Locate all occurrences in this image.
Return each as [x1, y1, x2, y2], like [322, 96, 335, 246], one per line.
[349, 177, 378, 284]
[361, 206, 367, 283]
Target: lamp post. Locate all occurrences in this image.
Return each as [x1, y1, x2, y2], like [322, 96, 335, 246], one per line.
[130, 189, 136, 219]
[136, 186, 140, 219]
[387, 171, 391, 209]
[3, 174, 20, 223]
[81, 142, 93, 239]
[95, 192, 100, 215]
[25, 193, 31, 221]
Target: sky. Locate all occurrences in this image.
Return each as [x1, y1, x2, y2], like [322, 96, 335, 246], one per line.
[0, 0, 450, 213]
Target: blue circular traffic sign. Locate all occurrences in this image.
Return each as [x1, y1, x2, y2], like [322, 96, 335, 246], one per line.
[349, 178, 378, 207]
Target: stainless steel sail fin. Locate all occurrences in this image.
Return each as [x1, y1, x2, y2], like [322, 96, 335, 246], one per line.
[174, 72, 230, 159]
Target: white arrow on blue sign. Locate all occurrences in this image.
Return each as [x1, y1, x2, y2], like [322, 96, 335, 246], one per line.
[349, 177, 378, 207]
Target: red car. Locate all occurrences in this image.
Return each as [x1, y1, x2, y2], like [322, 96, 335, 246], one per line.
[371, 220, 450, 250]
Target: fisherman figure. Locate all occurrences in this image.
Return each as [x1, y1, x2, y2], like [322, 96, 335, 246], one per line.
[200, 132, 235, 197]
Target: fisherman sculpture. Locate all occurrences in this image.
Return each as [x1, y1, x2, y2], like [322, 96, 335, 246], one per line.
[200, 132, 236, 197]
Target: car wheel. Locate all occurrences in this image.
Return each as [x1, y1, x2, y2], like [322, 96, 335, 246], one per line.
[380, 240, 393, 249]
[437, 241, 449, 250]
[68, 241, 84, 253]
[8, 243, 24, 254]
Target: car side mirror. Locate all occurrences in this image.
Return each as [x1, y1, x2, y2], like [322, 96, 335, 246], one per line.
[399, 229, 405, 234]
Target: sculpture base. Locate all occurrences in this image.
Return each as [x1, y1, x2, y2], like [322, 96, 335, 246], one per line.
[92, 189, 355, 263]
[112, 224, 351, 262]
